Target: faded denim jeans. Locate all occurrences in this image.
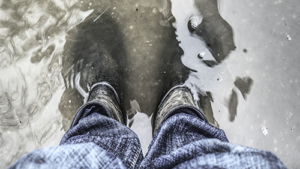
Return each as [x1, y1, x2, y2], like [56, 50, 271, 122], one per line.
[9, 104, 286, 169]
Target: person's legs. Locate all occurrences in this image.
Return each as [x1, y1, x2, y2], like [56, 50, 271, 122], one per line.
[9, 83, 143, 169]
[140, 86, 286, 169]
[59, 106, 143, 168]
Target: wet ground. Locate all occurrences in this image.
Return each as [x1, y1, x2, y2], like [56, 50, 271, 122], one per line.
[0, 0, 299, 168]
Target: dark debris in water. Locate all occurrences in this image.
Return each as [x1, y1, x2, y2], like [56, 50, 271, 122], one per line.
[234, 76, 254, 100]
[228, 89, 238, 122]
[202, 60, 218, 67]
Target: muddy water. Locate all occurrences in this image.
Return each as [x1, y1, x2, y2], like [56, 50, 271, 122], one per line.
[0, 0, 299, 168]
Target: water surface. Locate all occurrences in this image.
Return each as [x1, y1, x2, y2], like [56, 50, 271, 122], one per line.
[0, 0, 299, 168]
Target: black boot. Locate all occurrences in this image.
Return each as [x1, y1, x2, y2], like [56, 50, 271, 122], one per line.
[70, 82, 126, 127]
[152, 85, 208, 136]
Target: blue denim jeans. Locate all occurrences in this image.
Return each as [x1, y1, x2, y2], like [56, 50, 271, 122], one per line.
[9, 104, 286, 169]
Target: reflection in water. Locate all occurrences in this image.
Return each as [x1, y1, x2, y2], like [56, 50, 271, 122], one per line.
[198, 92, 219, 128]
[0, 66, 26, 127]
[192, 0, 236, 63]
[186, 0, 254, 123]
[59, 11, 129, 129]
[0, 0, 92, 167]
[58, 1, 190, 131]
[0, 0, 253, 167]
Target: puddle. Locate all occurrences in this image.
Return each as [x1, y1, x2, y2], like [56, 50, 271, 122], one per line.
[0, 0, 299, 168]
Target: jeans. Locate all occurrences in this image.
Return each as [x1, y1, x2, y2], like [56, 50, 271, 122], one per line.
[9, 104, 286, 169]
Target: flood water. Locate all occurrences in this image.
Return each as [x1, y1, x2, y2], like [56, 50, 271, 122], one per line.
[0, 0, 299, 168]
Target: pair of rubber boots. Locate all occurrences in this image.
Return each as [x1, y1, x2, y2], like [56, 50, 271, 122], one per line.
[70, 82, 211, 136]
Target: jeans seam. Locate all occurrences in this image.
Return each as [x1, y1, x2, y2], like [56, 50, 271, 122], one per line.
[130, 143, 140, 169]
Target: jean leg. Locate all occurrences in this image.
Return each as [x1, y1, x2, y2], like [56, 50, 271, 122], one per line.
[141, 110, 286, 169]
[9, 105, 143, 169]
